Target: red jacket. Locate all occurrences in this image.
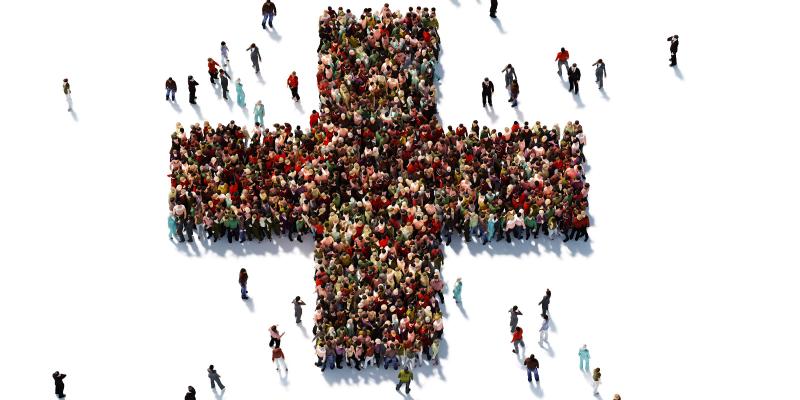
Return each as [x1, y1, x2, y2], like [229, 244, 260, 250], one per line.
[287, 74, 298, 88]
[310, 112, 319, 128]
[511, 328, 524, 342]
[555, 51, 569, 62]
[208, 59, 220, 73]
[272, 347, 285, 361]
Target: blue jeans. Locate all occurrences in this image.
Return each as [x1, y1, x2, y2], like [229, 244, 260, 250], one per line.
[262, 13, 274, 27]
[166, 88, 175, 100]
[384, 356, 398, 370]
[240, 285, 248, 299]
[322, 355, 335, 371]
[527, 367, 539, 382]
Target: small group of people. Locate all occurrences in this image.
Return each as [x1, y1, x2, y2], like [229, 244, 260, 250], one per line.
[555, 47, 608, 94]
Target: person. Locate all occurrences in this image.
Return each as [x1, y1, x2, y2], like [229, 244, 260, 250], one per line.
[168, 213, 177, 240]
[207, 365, 225, 390]
[262, 0, 277, 29]
[219, 69, 230, 100]
[539, 314, 550, 342]
[579, 344, 591, 372]
[269, 325, 285, 348]
[187, 75, 199, 104]
[538, 289, 551, 316]
[165, 77, 177, 102]
[452, 277, 462, 303]
[502, 64, 517, 90]
[254, 100, 265, 126]
[52, 371, 66, 398]
[613, 394, 621, 400]
[287, 71, 300, 101]
[292, 296, 306, 323]
[396, 366, 413, 394]
[511, 326, 525, 354]
[247, 43, 262, 73]
[481, 77, 494, 107]
[63, 79, 72, 111]
[220, 41, 229, 67]
[185, 386, 196, 400]
[489, 0, 498, 18]
[668, 34, 679, 66]
[568, 63, 581, 94]
[235, 78, 246, 107]
[239, 268, 248, 299]
[207, 58, 220, 84]
[592, 59, 607, 89]
[273, 346, 288, 372]
[593, 368, 602, 395]
[509, 79, 519, 107]
[509, 305, 523, 332]
[555, 47, 570, 76]
[524, 354, 540, 382]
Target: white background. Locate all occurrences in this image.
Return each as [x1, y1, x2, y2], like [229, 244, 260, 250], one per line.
[1, 0, 799, 399]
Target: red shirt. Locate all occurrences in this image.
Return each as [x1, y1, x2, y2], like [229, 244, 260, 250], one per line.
[287, 74, 299, 88]
[555, 51, 569, 61]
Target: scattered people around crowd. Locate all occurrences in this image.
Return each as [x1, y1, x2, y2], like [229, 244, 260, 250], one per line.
[510, 305, 523, 332]
[187, 75, 199, 104]
[247, 43, 262, 73]
[482, 77, 495, 107]
[539, 314, 550, 342]
[592, 59, 607, 90]
[502, 63, 517, 92]
[668, 34, 679, 66]
[510, 79, 520, 107]
[396, 366, 413, 394]
[579, 344, 591, 372]
[525, 354, 540, 382]
[273, 346, 288, 372]
[539, 289, 551, 316]
[63, 79, 72, 112]
[254, 100, 265, 126]
[52, 371, 66, 398]
[239, 268, 249, 299]
[292, 296, 306, 324]
[269, 325, 285, 348]
[235, 78, 246, 107]
[262, 0, 277, 29]
[165, 77, 177, 102]
[287, 71, 299, 101]
[452, 277, 463, 304]
[490, 0, 498, 18]
[512, 326, 525, 354]
[568, 63, 581, 94]
[220, 69, 230, 100]
[207, 58, 220, 85]
[185, 385, 196, 400]
[593, 367, 602, 395]
[220, 41, 230, 67]
[207, 365, 225, 390]
[556, 47, 570, 76]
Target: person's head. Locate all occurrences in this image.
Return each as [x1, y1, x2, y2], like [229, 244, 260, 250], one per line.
[403, 366, 409, 371]
[292, 71, 297, 75]
[582, 344, 587, 349]
[594, 368, 600, 373]
[52, 371, 60, 377]
[572, 63, 577, 67]
[240, 267, 246, 273]
[484, 77, 489, 82]
[597, 58, 603, 64]
[221, 41, 226, 46]
[187, 386, 196, 393]
[168, 77, 173, 81]
[209, 364, 214, 370]
[271, 324, 277, 331]
[674, 34, 679, 39]
[507, 63, 513, 69]
[188, 75, 193, 80]
[63, 78, 68, 83]
[295, 295, 301, 301]
[613, 395, 621, 400]
[515, 326, 522, 332]
[561, 47, 565, 52]
[512, 305, 518, 311]
[208, 57, 212, 61]
[546, 289, 551, 296]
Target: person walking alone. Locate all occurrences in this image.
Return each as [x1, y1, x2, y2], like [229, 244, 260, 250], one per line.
[273, 346, 288, 372]
[185, 386, 196, 400]
[188, 75, 199, 104]
[481, 77, 494, 108]
[287, 71, 300, 102]
[253, 100, 265, 126]
[235, 78, 246, 107]
[52, 371, 67, 398]
[592, 59, 607, 90]
[207, 58, 220, 85]
[555, 47, 570, 76]
[396, 366, 413, 394]
[524, 354, 540, 383]
[247, 43, 262, 74]
[568, 63, 581, 94]
[239, 268, 249, 299]
[452, 277, 462, 304]
[579, 344, 591, 372]
[667, 34, 679, 66]
[511, 326, 525, 354]
[509, 79, 519, 107]
[592, 368, 602, 395]
[262, 0, 277, 29]
[269, 325, 285, 348]
[165, 77, 177, 102]
[538, 289, 551, 316]
[63, 79, 72, 111]
[219, 69, 230, 100]
[489, 0, 498, 18]
[539, 314, 550, 342]
[207, 365, 225, 390]
[292, 296, 306, 324]
[220, 41, 229, 67]
[509, 305, 523, 332]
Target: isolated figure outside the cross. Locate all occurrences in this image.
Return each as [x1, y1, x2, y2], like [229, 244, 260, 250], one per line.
[235, 78, 246, 107]
[239, 268, 248, 299]
[481, 77, 494, 107]
[269, 325, 285, 348]
[287, 71, 300, 102]
[253, 100, 265, 126]
[452, 277, 463, 303]
[579, 344, 591, 372]
[292, 296, 306, 323]
[509, 305, 523, 333]
[512, 326, 525, 354]
[247, 43, 262, 73]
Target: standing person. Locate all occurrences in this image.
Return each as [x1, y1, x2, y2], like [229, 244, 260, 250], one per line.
[592, 59, 607, 89]
[667, 34, 679, 66]
[524, 354, 540, 383]
[509, 79, 520, 107]
[555, 47, 570, 76]
[207, 365, 225, 390]
[269, 325, 285, 348]
[185, 386, 196, 400]
[239, 268, 249, 299]
[247, 43, 262, 73]
[235, 78, 246, 107]
[168, 213, 177, 240]
[481, 77, 494, 108]
[219, 69, 230, 100]
[509, 305, 523, 333]
[452, 277, 463, 304]
[592, 368, 602, 395]
[292, 296, 306, 324]
[262, 0, 277, 29]
[287, 71, 300, 102]
[188, 75, 199, 104]
[253, 100, 265, 126]
[613, 395, 621, 400]
[539, 314, 550, 342]
[489, 0, 498, 18]
[272, 346, 288, 372]
[396, 366, 413, 394]
[52, 371, 66, 398]
[568, 63, 581, 94]
[511, 326, 525, 354]
[502, 64, 517, 91]
[165, 77, 177, 102]
[579, 344, 591, 372]
[63, 79, 72, 111]
[207, 58, 220, 84]
[220, 41, 229, 67]
[538, 289, 551, 316]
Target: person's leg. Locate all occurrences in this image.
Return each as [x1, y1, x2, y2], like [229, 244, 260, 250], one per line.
[527, 367, 532, 382]
[534, 368, 539, 382]
[405, 381, 411, 394]
[268, 13, 274, 27]
[488, 94, 493, 107]
[575, 80, 579, 94]
[482, 93, 487, 107]
[396, 382, 402, 391]
[262, 14, 268, 28]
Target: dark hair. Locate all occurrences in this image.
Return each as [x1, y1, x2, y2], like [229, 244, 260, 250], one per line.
[561, 47, 565, 52]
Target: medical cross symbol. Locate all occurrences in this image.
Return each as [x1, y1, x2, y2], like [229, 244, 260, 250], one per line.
[168, 5, 590, 364]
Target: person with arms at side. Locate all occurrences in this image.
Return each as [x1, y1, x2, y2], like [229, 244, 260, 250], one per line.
[396, 366, 413, 394]
[239, 268, 248, 299]
[287, 71, 300, 101]
[525, 354, 540, 382]
[538, 289, 551, 316]
[592, 59, 607, 89]
[262, 0, 277, 29]
[185, 386, 196, 400]
[555, 47, 569, 76]
[568, 63, 581, 94]
[579, 344, 591, 372]
[489, 0, 498, 18]
[188, 75, 199, 104]
[219, 69, 230, 100]
[593, 367, 602, 395]
[254, 100, 265, 126]
[63, 79, 72, 111]
[481, 77, 494, 108]
[220, 41, 229, 67]
[235, 78, 246, 107]
[165, 77, 177, 102]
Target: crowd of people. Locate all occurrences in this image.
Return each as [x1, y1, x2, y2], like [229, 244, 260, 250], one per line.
[167, 3, 591, 376]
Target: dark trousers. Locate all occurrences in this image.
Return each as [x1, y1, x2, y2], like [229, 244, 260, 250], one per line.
[291, 87, 300, 100]
[396, 381, 411, 393]
[490, 0, 498, 16]
[222, 82, 229, 99]
[227, 228, 236, 243]
[573, 227, 589, 242]
[209, 70, 218, 84]
[569, 79, 579, 94]
[269, 337, 281, 348]
[482, 92, 493, 107]
[189, 90, 197, 104]
[670, 52, 677, 66]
